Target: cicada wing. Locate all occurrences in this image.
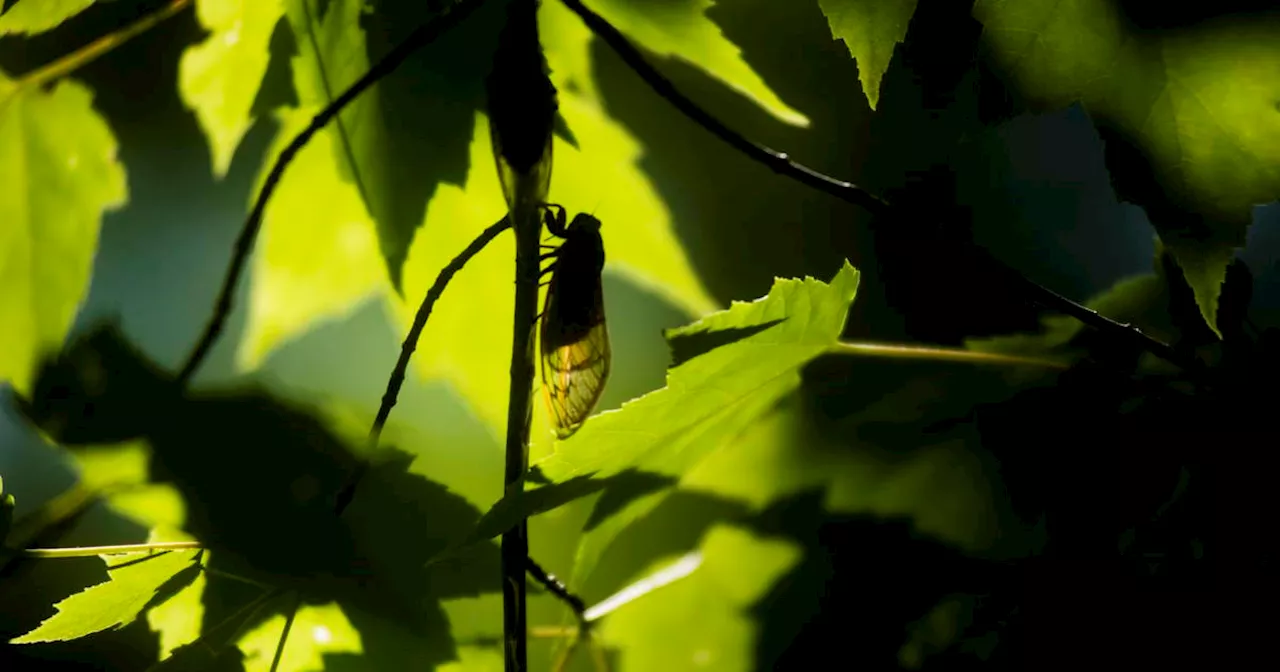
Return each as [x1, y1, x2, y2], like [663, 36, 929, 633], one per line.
[540, 303, 611, 439]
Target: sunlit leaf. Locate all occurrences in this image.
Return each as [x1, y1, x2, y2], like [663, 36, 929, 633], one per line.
[234, 603, 361, 672]
[145, 528, 205, 659]
[543, 0, 808, 127]
[237, 105, 385, 369]
[285, 0, 398, 284]
[471, 262, 860, 581]
[10, 546, 201, 643]
[179, 0, 286, 177]
[817, 0, 919, 110]
[973, 1, 1280, 335]
[0, 72, 127, 395]
[0, 0, 94, 35]
[395, 108, 718, 441]
[598, 525, 800, 671]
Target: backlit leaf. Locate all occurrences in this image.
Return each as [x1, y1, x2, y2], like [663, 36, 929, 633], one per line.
[10, 546, 201, 643]
[0, 72, 127, 395]
[179, 0, 286, 177]
[817, 0, 919, 110]
[973, 0, 1280, 335]
[234, 603, 362, 672]
[0, 0, 94, 35]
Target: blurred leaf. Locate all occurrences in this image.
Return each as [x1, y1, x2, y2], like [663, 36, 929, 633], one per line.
[471, 262, 860, 582]
[237, 105, 385, 369]
[598, 525, 800, 672]
[285, 0, 400, 285]
[0, 72, 127, 395]
[542, 0, 807, 127]
[973, 0, 1280, 335]
[817, 0, 919, 110]
[235, 603, 362, 672]
[394, 109, 718, 441]
[10, 547, 201, 643]
[179, 0, 286, 177]
[0, 0, 94, 35]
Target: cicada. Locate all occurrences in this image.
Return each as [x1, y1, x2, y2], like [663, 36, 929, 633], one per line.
[538, 203, 610, 438]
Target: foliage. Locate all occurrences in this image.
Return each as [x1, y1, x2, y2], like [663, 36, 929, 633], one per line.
[0, 0, 1271, 670]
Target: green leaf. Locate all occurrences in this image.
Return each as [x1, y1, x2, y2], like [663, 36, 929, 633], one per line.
[284, 0, 399, 285]
[10, 546, 201, 643]
[234, 603, 361, 672]
[0, 0, 94, 35]
[973, 1, 1280, 336]
[471, 262, 859, 581]
[817, 0, 919, 110]
[598, 524, 801, 671]
[0, 72, 127, 395]
[179, 0, 285, 178]
[237, 105, 386, 369]
[542, 0, 808, 127]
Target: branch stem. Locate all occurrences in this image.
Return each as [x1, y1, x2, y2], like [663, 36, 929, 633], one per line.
[829, 340, 1069, 369]
[22, 540, 202, 559]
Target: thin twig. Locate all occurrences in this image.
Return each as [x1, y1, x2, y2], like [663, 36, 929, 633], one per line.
[525, 555, 587, 621]
[176, 0, 487, 385]
[333, 215, 511, 516]
[22, 540, 202, 559]
[557, 0, 1199, 376]
[268, 593, 302, 672]
[829, 340, 1069, 369]
[6, 0, 192, 97]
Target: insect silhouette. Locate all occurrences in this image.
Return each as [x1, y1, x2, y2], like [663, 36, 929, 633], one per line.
[538, 203, 610, 438]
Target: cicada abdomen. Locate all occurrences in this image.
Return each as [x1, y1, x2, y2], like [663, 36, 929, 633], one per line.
[538, 204, 610, 439]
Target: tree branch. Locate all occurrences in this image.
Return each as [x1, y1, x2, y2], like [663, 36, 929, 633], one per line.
[21, 540, 202, 559]
[176, 0, 487, 385]
[557, 0, 1201, 377]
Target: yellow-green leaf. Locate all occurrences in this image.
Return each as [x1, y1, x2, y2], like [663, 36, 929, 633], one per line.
[599, 525, 801, 671]
[237, 105, 385, 370]
[0, 72, 127, 395]
[179, 0, 286, 177]
[973, 0, 1280, 336]
[285, 0, 399, 283]
[234, 603, 362, 672]
[0, 0, 94, 35]
[11, 546, 201, 643]
[540, 0, 808, 126]
[817, 0, 919, 110]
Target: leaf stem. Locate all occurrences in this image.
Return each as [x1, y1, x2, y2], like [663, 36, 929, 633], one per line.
[268, 593, 302, 672]
[176, 0, 487, 385]
[10, 0, 193, 94]
[525, 555, 586, 621]
[21, 540, 202, 559]
[333, 215, 512, 516]
[557, 0, 1200, 377]
[829, 340, 1069, 369]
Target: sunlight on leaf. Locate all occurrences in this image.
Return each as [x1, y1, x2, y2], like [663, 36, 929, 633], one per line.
[11, 545, 200, 643]
[237, 105, 386, 369]
[545, 0, 808, 127]
[179, 0, 286, 178]
[599, 525, 800, 671]
[0, 0, 94, 35]
[471, 262, 859, 581]
[973, 1, 1280, 335]
[235, 603, 361, 672]
[285, 0, 399, 284]
[145, 529, 205, 659]
[817, 0, 919, 110]
[0, 72, 127, 395]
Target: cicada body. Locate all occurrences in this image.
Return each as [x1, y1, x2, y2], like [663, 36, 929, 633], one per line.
[538, 204, 610, 439]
